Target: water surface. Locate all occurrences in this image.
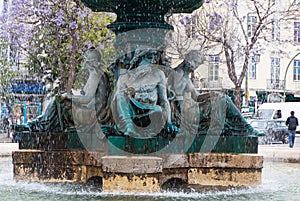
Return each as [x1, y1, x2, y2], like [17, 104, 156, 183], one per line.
[1, 157, 299, 201]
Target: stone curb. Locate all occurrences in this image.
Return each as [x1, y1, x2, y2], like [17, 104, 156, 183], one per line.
[0, 143, 19, 157]
[258, 144, 300, 163]
[2, 143, 300, 163]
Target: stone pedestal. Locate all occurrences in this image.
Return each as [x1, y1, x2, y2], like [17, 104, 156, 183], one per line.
[187, 153, 263, 187]
[12, 150, 263, 192]
[101, 156, 162, 192]
[12, 150, 103, 183]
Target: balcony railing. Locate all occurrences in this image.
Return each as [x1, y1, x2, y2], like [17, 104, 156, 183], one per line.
[266, 79, 283, 90]
[293, 82, 300, 90]
[194, 77, 223, 89]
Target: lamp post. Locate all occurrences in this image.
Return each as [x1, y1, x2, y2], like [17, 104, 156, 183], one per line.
[245, 68, 249, 106]
[283, 52, 300, 102]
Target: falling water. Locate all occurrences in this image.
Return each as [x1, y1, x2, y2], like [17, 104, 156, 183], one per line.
[1, 157, 300, 201]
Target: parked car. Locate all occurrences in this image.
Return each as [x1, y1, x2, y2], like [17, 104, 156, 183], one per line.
[250, 119, 289, 144]
[256, 102, 300, 133]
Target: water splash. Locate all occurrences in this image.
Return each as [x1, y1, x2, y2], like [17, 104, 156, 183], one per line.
[1, 157, 300, 201]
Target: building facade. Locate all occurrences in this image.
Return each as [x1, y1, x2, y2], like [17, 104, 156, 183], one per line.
[1, 0, 300, 115]
[171, 0, 300, 110]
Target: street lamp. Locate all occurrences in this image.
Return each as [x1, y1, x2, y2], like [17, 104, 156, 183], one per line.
[283, 52, 300, 102]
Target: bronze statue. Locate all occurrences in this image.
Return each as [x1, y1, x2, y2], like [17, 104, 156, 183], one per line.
[167, 50, 204, 134]
[111, 48, 178, 138]
[67, 48, 110, 138]
[29, 48, 111, 135]
[27, 47, 257, 138]
[168, 50, 257, 136]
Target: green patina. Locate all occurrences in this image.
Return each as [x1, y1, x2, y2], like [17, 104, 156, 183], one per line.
[16, 0, 259, 154]
[80, 0, 204, 16]
[81, 0, 204, 33]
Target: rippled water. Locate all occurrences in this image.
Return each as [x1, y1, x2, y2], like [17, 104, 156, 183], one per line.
[1, 157, 300, 201]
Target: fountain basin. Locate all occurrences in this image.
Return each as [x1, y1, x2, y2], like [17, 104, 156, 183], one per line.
[81, 0, 204, 15]
[12, 150, 263, 192]
[81, 0, 204, 32]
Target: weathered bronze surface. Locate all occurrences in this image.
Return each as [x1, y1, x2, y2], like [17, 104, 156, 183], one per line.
[20, 48, 259, 154]
[81, 0, 204, 33]
[19, 49, 260, 154]
[28, 48, 111, 134]
[15, 0, 260, 154]
[81, 0, 204, 13]
[12, 0, 263, 191]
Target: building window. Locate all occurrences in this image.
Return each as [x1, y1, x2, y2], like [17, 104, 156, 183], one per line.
[294, 60, 300, 81]
[249, 56, 256, 79]
[247, 14, 257, 38]
[208, 55, 219, 81]
[294, 22, 300, 43]
[271, 19, 280, 41]
[271, 57, 280, 87]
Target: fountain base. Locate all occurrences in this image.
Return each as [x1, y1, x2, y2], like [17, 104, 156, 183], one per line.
[12, 150, 263, 192]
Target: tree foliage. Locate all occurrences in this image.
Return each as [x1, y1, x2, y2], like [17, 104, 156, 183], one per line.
[0, 39, 19, 101]
[0, 0, 116, 95]
[177, 0, 299, 109]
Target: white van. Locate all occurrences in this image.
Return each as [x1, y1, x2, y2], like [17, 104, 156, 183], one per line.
[256, 102, 300, 132]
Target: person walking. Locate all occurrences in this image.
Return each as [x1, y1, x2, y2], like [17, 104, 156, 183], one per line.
[286, 111, 299, 148]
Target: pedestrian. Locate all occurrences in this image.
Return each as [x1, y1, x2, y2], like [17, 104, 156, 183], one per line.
[286, 111, 299, 148]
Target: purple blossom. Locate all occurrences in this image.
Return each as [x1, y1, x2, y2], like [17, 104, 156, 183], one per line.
[209, 21, 214, 29]
[196, 35, 202, 41]
[0, 32, 9, 40]
[69, 21, 77, 29]
[185, 16, 190, 23]
[51, 14, 65, 27]
[179, 19, 185, 25]
[87, 42, 93, 49]
[66, 45, 72, 50]
[75, 8, 81, 14]
[229, 2, 238, 8]
[108, 12, 116, 18]
[81, 9, 89, 18]
[98, 42, 104, 49]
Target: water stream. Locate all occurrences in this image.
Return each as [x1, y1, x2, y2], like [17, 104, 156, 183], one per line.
[1, 157, 299, 201]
